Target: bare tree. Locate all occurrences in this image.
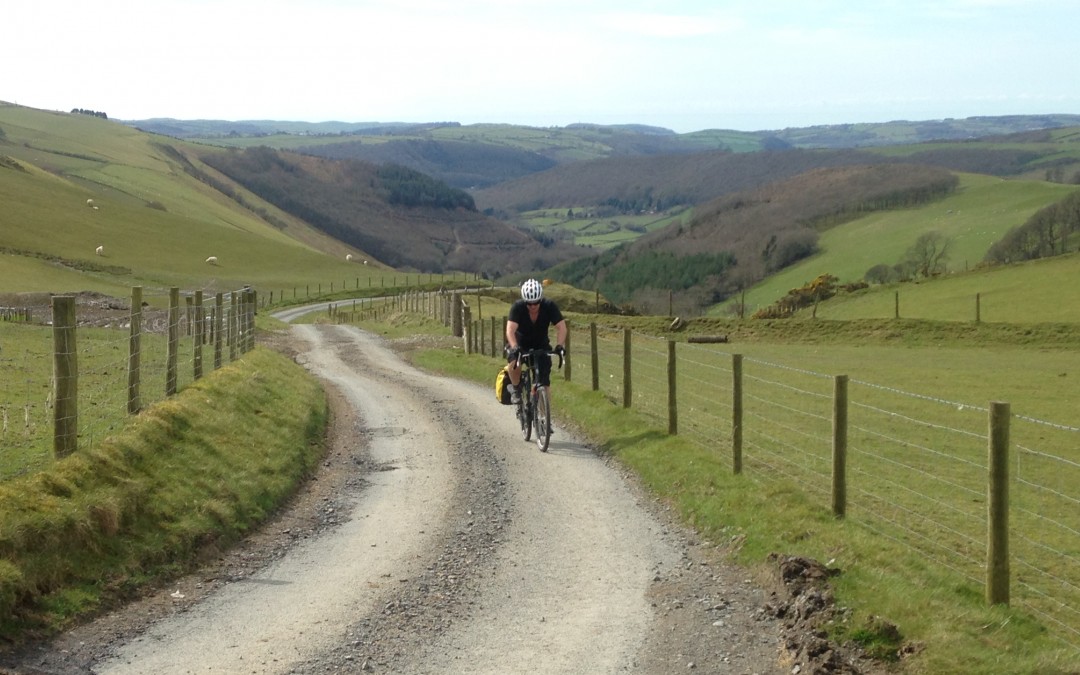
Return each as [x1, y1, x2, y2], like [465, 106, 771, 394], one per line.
[904, 231, 952, 278]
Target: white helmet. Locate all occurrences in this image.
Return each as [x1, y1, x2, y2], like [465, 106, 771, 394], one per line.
[521, 278, 543, 303]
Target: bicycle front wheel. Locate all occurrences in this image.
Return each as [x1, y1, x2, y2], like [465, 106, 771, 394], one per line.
[534, 386, 551, 452]
[519, 377, 533, 442]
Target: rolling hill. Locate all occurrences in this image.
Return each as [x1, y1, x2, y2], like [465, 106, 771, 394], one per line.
[545, 163, 964, 312]
[0, 103, 579, 295]
[732, 173, 1080, 316]
[7, 101, 1080, 322]
[125, 114, 1080, 193]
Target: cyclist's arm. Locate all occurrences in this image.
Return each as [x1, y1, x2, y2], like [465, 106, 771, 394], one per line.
[554, 319, 568, 350]
[505, 319, 520, 351]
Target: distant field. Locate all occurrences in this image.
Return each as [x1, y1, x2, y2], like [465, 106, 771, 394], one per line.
[517, 207, 691, 250]
[730, 174, 1080, 316]
[810, 252, 1080, 323]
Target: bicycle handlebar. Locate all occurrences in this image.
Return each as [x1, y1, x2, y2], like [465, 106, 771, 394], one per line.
[514, 348, 564, 370]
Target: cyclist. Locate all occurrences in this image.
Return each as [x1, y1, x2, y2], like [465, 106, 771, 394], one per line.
[505, 278, 567, 404]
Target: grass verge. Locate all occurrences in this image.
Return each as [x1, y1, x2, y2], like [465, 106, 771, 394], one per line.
[404, 329, 1078, 674]
[0, 346, 327, 641]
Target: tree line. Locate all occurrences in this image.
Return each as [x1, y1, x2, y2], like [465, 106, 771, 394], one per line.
[560, 164, 960, 314]
[71, 108, 108, 119]
[984, 190, 1080, 263]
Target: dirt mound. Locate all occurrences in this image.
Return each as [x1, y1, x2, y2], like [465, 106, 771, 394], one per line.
[765, 553, 901, 673]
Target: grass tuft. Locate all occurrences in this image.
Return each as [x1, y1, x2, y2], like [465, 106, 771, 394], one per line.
[0, 346, 326, 641]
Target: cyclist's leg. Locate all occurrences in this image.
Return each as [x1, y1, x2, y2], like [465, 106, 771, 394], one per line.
[505, 349, 522, 387]
[537, 353, 553, 387]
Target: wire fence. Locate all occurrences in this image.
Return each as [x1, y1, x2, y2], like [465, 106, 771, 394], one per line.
[569, 325, 1080, 652]
[15, 283, 1072, 651]
[0, 287, 255, 481]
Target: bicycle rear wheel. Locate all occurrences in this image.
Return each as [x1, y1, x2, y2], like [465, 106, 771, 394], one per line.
[534, 385, 551, 452]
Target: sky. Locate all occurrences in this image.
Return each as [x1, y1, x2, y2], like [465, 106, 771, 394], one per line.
[6, 0, 1079, 133]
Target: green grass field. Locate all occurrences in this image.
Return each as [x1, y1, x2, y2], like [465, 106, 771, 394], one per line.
[516, 207, 691, 250]
[392, 310, 1080, 673]
[725, 173, 1080, 317]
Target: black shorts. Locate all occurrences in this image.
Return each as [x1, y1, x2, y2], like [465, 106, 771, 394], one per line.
[507, 348, 554, 387]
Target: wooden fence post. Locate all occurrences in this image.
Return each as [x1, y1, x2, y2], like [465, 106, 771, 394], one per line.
[832, 375, 849, 519]
[894, 291, 900, 319]
[214, 293, 224, 369]
[246, 288, 256, 352]
[623, 328, 632, 409]
[732, 354, 743, 474]
[128, 286, 142, 414]
[463, 304, 472, 354]
[987, 401, 1011, 606]
[590, 323, 599, 391]
[194, 290, 204, 380]
[452, 293, 463, 337]
[490, 316, 498, 358]
[667, 339, 677, 435]
[167, 287, 179, 396]
[229, 292, 238, 362]
[52, 296, 78, 458]
[976, 293, 981, 323]
[564, 328, 572, 382]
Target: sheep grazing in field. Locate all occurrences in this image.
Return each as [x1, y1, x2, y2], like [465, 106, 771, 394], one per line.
[86, 198, 95, 207]
[205, 256, 218, 265]
[346, 254, 353, 261]
[363, 260, 368, 265]
[95, 245, 104, 256]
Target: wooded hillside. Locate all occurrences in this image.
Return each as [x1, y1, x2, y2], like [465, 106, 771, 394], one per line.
[549, 164, 959, 313]
[198, 147, 586, 274]
[472, 149, 886, 215]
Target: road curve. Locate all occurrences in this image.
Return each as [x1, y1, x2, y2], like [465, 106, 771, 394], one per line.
[85, 323, 785, 674]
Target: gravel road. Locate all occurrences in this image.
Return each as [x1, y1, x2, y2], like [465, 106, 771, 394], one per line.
[1, 322, 878, 674]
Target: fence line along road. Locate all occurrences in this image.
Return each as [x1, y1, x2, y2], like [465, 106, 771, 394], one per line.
[1, 286, 256, 479]
[378, 297, 1080, 654]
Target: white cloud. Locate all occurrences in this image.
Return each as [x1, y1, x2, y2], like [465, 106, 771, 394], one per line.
[602, 10, 743, 38]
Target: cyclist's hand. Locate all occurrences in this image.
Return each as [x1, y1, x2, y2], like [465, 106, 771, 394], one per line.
[554, 345, 565, 358]
[507, 346, 520, 361]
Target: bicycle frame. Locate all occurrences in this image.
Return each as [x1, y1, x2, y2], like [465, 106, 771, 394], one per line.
[513, 349, 562, 452]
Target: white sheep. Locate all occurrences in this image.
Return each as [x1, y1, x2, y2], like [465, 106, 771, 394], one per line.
[86, 198, 94, 207]
[95, 245, 104, 256]
[346, 253, 353, 261]
[363, 260, 368, 265]
[205, 256, 218, 265]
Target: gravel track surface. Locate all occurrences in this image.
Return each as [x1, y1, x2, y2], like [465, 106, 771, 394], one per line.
[0, 322, 881, 675]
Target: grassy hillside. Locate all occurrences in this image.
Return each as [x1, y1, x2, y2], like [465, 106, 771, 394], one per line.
[0, 104, 553, 296]
[866, 126, 1080, 180]
[800, 252, 1080, 323]
[0, 104, 392, 295]
[735, 174, 1080, 315]
[548, 164, 962, 313]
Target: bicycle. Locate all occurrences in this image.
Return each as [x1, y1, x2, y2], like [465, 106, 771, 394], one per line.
[513, 348, 563, 452]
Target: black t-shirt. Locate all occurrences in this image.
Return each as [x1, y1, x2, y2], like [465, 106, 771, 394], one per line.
[508, 298, 564, 350]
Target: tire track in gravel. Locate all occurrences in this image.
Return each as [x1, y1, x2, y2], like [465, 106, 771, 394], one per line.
[92, 324, 471, 674]
[9, 323, 798, 674]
